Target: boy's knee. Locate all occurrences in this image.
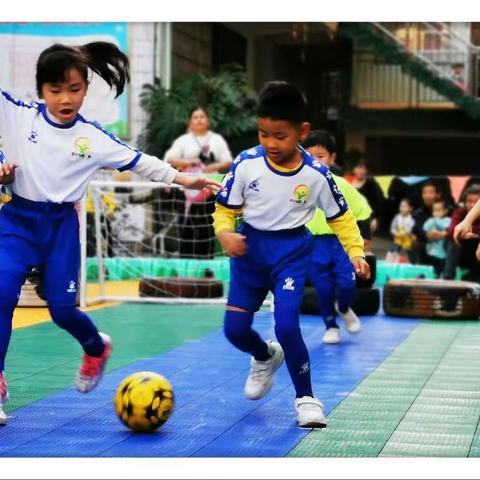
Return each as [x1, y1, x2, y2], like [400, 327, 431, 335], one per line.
[273, 301, 301, 342]
[224, 309, 252, 342]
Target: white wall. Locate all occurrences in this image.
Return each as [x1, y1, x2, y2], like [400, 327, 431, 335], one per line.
[128, 23, 157, 147]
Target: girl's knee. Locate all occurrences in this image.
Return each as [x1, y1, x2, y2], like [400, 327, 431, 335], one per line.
[0, 273, 23, 308]
[48, 305, 77, 328]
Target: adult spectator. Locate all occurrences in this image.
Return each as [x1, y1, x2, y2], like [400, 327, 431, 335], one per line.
[164, 107, 233, 258]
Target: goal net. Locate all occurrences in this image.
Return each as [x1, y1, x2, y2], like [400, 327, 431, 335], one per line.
[80, 179, 231, 306]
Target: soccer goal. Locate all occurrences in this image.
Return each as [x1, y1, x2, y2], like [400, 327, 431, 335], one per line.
[80, 179, 231, 307]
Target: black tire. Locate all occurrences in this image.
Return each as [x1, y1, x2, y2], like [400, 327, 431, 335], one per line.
[300, 286, 380, 316]
[352, 287, 381, 316]
[383, 279, 480, 319]
[355, 253, 376, 289]
[139, 277, 224, 298]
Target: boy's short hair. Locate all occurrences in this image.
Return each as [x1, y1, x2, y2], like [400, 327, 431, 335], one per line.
[433, 199, 447, 209]
[302, 130, 336, 154]
[257, 81, 308, 123]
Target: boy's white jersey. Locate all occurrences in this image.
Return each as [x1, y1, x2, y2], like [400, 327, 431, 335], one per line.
[217, 145, 347, 231]
[0, 89, 177, 203]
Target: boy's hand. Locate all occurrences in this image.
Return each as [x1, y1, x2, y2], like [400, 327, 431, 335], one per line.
[0, 163, 18, 184]
[351, 256, 370, 279]
[218, 231, 247, 257]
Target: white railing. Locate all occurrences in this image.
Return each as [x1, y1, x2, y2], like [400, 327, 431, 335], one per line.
[372, 22, 480, 97]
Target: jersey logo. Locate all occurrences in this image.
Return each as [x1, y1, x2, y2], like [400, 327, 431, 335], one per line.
[28, 131, 39, 144]
[282, 277, 295, 291]
[289, 184, 309, 204]
[246, 147, 259, 156]
[248, 180, 260, 192]
[72, 137, 92, 159]
[299, 362, 310, 375]
[67, 280, 77, 293]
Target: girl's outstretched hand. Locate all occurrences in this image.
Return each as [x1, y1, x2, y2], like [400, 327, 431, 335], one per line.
[174, 172, 222, 193]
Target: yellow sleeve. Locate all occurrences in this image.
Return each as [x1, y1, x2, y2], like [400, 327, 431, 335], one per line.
[213, 203, 242, 236]
[328, 209, 365, 259]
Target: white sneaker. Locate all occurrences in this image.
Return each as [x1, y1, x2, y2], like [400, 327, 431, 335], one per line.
[295, 396, 327, 428]
[244, 341, 284, 400]
[336, 306, 361, 333]
[322, 328, 340, 344]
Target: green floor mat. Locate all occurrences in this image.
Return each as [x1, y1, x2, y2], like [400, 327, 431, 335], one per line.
[289, 321, 480, 457]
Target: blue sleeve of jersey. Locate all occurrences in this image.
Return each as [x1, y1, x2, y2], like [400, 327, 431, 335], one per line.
[216, 154, 245, 208]
[302, 149, 348, 220]
[313, 165, 348, 220]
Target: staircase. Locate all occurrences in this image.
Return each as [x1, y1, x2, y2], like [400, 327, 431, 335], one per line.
[341, 22, 480, 119]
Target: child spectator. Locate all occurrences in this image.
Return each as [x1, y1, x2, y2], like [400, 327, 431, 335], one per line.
[423, 199, 451, 277]
[390, 198, 415, 260]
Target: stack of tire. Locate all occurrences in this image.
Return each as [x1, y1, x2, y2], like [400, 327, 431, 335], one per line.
[383, 279, 480, 319]
[300, 253, 380, 316]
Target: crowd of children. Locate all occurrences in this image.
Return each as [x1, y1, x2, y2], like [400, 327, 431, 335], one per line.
[388, 184, 480, 279]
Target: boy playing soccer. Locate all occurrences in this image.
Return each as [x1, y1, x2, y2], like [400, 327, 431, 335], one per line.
[303, 130, 372, 344]
[213, 81, 369, 428]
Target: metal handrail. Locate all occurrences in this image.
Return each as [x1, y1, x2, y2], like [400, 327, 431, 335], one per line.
[372, 22, 479, 96]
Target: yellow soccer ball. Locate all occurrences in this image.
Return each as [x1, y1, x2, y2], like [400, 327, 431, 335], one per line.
[114, 371, 174, 432]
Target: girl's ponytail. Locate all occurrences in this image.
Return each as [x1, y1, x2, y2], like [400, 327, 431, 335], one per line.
[79, 42, 130, 98]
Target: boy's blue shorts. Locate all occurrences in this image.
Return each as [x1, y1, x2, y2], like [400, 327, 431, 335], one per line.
[308, 234, 355, 288]
[227, 223, 314, 311]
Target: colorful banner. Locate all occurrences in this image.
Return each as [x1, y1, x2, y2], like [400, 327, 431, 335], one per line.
[448, 175, 471, 203]
[0, 23, 129, 137]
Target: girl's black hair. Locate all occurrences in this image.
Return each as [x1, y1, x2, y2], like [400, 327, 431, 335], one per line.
[36, 42, 130, 98]
[302, 130, 336, 154]
[257, 81, 308, 124]
[400, 197, 413, 208]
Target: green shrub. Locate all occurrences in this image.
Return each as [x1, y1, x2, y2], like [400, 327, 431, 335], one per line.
[138, 64, 257, 158]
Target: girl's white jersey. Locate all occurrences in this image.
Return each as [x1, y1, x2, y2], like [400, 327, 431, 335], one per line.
[217, 145, 347, 231]
[0, 89, 178, 203]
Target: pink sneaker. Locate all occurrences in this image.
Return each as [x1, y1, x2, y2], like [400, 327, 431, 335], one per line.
[75, 333, 112, 393]
[0, 372, 9, 425]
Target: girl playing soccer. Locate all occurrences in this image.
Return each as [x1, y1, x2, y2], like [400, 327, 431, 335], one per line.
[0, 41, 221, 424]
